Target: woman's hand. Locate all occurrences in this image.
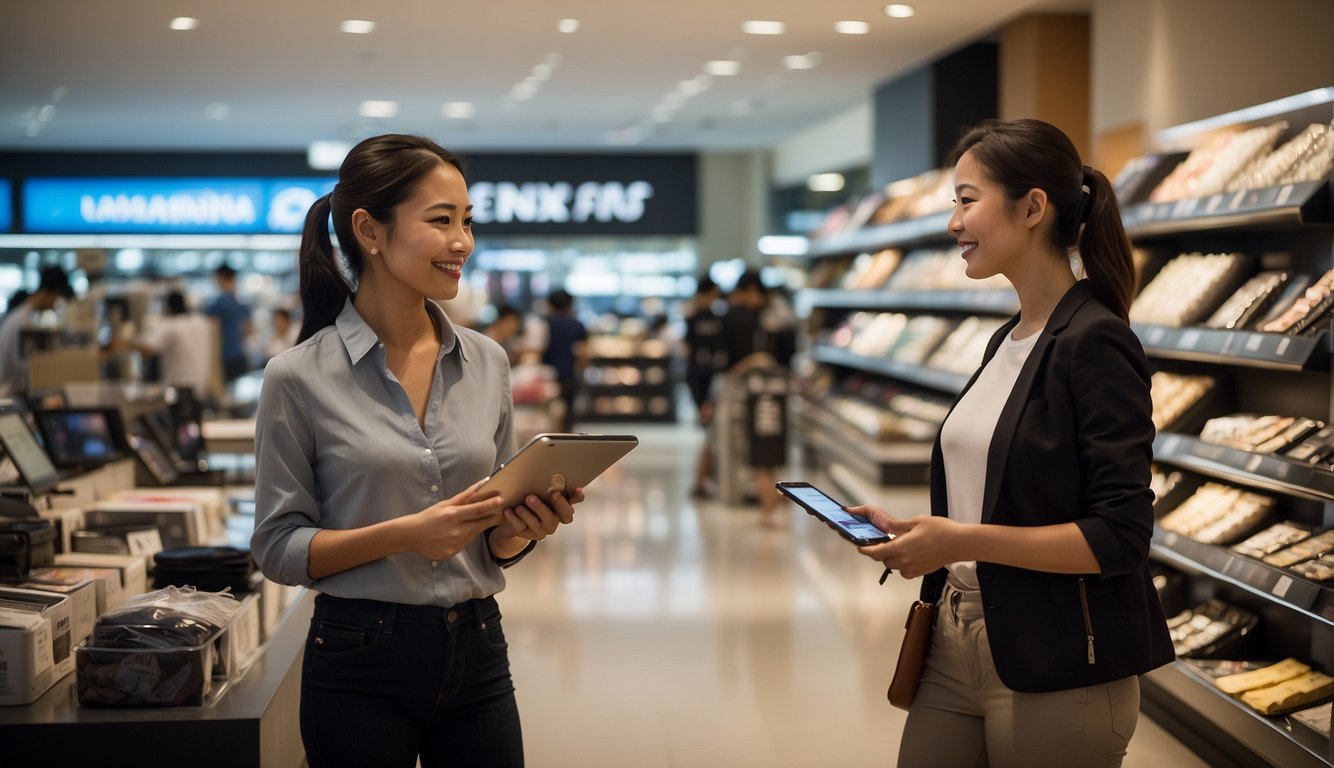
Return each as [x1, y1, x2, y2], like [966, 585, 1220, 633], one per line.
[490, 487, 586, 548]
[850, 506, 965, 580]
[404, 481, 508, 560]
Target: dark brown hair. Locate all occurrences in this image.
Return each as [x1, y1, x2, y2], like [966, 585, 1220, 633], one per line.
[947, 119, 1136, 321]
[297, 134, 466, 342]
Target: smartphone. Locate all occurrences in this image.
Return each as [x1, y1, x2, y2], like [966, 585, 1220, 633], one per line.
[775, 481, 891, 545]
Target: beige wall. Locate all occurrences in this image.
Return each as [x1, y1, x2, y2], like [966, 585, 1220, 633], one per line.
[1093, 0, 1334, 147]
[1000, 14, 1092, 158]
[770, 101, 873, 188]
[698, 151, 769, 268]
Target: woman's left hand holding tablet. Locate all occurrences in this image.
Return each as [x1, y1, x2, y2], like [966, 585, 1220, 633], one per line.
[493, 487, 586, 543]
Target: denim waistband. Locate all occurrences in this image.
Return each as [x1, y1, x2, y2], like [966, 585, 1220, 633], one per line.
[315, 593, 495, 627]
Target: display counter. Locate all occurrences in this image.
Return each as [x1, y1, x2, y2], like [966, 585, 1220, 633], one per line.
[0, 587, 313, 768]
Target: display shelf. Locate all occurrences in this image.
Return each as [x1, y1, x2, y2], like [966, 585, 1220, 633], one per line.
[805, 212, 953, 259]
[1135, 324, 1329, 371]
[809, 345, 969, 395]
[1150, 530, 1334, 629]
[798, 399, 932, 486]
[579, 355, 676, 423]
[1142, 660, 1332, 768]
[800, 288, 1019, 315]
[1124, 179, 1332, 239]
[1154, 432, 1334, 502]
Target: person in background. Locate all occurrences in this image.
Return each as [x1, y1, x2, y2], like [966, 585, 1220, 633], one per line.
[4, 289, 29, 318]
[134, 290, 217, 402]
[205, 264, 254, 382]
[251, 133, 583, 768]
[851, 119, 1172, 767]
[540, 288, 588, 432]
[0, 266, 74, 396]
[483, 304, 524, 366]
[683, 275, 724, 498]
[263, 306, 300, 363]
[720, 269, 785, 525]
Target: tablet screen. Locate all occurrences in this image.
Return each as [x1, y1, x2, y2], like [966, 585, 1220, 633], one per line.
[0, 407, 60, 495]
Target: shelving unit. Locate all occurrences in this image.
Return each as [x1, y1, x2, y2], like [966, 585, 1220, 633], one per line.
[579, 354, 677, 423]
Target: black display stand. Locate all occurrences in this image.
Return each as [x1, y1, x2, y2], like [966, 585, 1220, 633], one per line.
[0, 589, 314, 768]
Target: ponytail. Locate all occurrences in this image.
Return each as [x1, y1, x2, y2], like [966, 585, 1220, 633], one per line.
[1077, 166, 1136, 322]
[296, 193, 351, 343]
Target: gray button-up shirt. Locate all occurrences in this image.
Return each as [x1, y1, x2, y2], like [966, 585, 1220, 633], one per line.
[251, 297, 515, 607]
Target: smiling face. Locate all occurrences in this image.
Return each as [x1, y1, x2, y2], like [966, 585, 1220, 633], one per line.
[371, 162, 474, 302]
[947, 150, 1036, 282]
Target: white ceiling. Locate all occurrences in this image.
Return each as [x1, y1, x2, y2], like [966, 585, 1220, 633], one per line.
[3, 0, 1086, 154]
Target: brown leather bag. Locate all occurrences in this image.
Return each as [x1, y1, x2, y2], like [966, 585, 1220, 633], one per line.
[887, 600, 937, 709]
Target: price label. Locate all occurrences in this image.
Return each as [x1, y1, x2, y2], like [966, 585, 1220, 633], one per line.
[1161, 435, 1181, 455]
[1229, 190, 1247, 211]
[1146, 327, 1167, 345]
[1276, 184, 1295, 206]
[1276, 338, 1291, 356]
[1273, 575, 1293, 599]
[1245, 454, 1264, 472]
[1244, 334, 1264, 352]
[1174, 198, 1199, 218]
[1205, 194, 1225, 214]
[1162, 532, 1179, 547]
[1178, 330, 1201, 349]
[1274, 462, 1290, 479]
[1157, 203, 1173, 220]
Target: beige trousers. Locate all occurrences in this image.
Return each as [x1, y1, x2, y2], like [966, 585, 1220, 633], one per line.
[897, 583, 1140, 768]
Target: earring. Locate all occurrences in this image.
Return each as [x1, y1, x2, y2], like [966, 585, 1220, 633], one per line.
[370, 248, 378, 255]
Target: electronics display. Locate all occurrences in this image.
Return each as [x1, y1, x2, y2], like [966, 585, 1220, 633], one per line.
[127, 418, 180, 486]
[34, 407, 129, 471]
[475, 433, 638, 508]
[775, 481, 891, 545]
[0, 404, 61, 495]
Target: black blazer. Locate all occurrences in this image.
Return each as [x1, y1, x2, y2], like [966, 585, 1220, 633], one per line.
[919, 280, 1174, 693]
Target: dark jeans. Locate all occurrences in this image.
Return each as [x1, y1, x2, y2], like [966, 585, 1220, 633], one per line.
[301, 593, 523, 768]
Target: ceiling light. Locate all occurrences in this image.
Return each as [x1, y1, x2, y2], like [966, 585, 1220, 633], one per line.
[558, 19, 580, 33]
[169, 17, 199, 31]
[706, 60, 742, 76]
[808, 173, 846, 192]
[742, 20, 785, 35]
[532, 62, 555, 80]
[204, 102, 231, 120]
[359, 100, 399, 118]
[783, 53, 822, 70]
[835, 21, 871, 34]
[442, 102, 475, 119]
[677, 78, 708, 97]
[340, 20, 376, 34]
[884, 4, 916, 19]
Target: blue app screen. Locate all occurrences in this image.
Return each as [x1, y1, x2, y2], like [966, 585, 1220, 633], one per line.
[786, 486, 886, 541]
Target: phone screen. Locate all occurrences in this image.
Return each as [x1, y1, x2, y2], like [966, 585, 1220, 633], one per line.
[782, 484, 888, 543]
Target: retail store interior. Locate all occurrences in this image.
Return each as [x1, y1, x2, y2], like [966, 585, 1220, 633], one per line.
[2, 1, 1334, 766]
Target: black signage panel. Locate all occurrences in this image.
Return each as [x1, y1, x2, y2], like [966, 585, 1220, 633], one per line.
[460, 153, 698, 236]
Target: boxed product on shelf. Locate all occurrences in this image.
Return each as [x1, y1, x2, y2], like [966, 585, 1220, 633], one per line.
[1281, 425, 1334, 465]
[1203, 271, 1291, 330]
[1130, 252, 1250, 327]
[1240, 669, 1334, 715]
[54, 551, 148, 597]
[1263, 529, 1334, 567]
[84, 499, 210, 550]
[1226, 121, 1334, 192]
[0, 599, 57, 705]
[1260, 268, 1334, 335]
[1213, 657, 1310, 695]
[1290, 553, 1334, 582]
[1149, 371, 1217, 432]
[0, 519, 56, 581]
[1157, 482, 1275, 545]
[1149, 121, 1287, 202]
[24, 564, 125, 614]
[0, 587, 74, 681]
[1290, 702, 1332, 740]
[1231, 521, 1314, 560]
[1168, 599, 1258, 658]
[838, 249, 901, 290]
[1200, 413, 1324, 454]
[10, 576, 96, 651]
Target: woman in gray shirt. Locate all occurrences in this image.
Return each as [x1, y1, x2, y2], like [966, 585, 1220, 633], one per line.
[251, 134, 580, 768]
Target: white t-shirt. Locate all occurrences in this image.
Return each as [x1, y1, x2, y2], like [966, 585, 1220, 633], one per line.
[938, 327, 1041, 589]
[138, 313, 216, 400]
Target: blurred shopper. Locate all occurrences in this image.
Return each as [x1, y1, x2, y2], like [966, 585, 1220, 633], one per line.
[720, 269, 785, 525]
[540, 288, 588, 432]
[0, 266, 74, 396]
[852, 119, 1172, 767]
[262, 306, 300, 363]
[683, 275, 724, 498]
[251, 134, 584, 768]
[205, 264, 254, 382]
[483, 304, 524, 366]
[134, 290, 217, 402]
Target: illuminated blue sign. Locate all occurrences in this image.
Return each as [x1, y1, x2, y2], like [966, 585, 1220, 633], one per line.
[0, 181, 10, 232]
[23, 177, 335, 234]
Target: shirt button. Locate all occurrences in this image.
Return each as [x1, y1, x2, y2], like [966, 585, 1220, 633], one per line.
[423, 448, 432, 455]
[431, 560, 438, 567]
[431, 484, 439, 492]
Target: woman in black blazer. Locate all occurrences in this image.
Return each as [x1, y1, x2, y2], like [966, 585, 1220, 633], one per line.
[851, 119, 1174, 768]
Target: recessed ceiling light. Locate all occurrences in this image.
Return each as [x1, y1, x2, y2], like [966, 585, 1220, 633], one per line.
[884, 4, 916, 19]
[340, 20, 376, 34]
[558, 19, 580, 33]
[359, 100, 399, 118]
[308, 140, 352, 171]
[808, 173, 846, 192]
[742, 20, 785, 35]
[204, 103, 231, 120]
[169, 17, 199, 31]
[783, 53, 822, 70]
[835, 21, 870, 34]
[677, 77, 709, 97]
[442, 102, 475, 119]
[706, 60, 742, 76]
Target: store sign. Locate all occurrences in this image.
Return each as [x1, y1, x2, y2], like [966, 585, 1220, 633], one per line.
[462, 153, 696, 235]
[23, 177, 335, 234]
[0, 180, 10, 231]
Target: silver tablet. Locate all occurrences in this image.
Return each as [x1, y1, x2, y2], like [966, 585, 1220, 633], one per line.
[477, 433, 638, 507]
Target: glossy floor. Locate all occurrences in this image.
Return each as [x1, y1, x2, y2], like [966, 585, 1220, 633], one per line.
[501, 423, 1208, 768]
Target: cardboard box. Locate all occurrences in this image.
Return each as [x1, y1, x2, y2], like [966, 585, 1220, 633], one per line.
[16, 576, 96, 649]
[54, 552, 148, 596]
[111, 488, 227, 541]
[0, 587, 73, 681]
[27, 565, 124, 614]
[0, 603, 56, 705]
[36, 506, 85, 554]
[85, 500, 208, 549]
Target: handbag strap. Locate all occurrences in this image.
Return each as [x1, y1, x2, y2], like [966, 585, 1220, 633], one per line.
[919, 567, 947, 606]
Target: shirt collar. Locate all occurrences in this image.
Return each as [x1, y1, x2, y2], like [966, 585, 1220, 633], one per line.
[335, 296, 467, 366]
